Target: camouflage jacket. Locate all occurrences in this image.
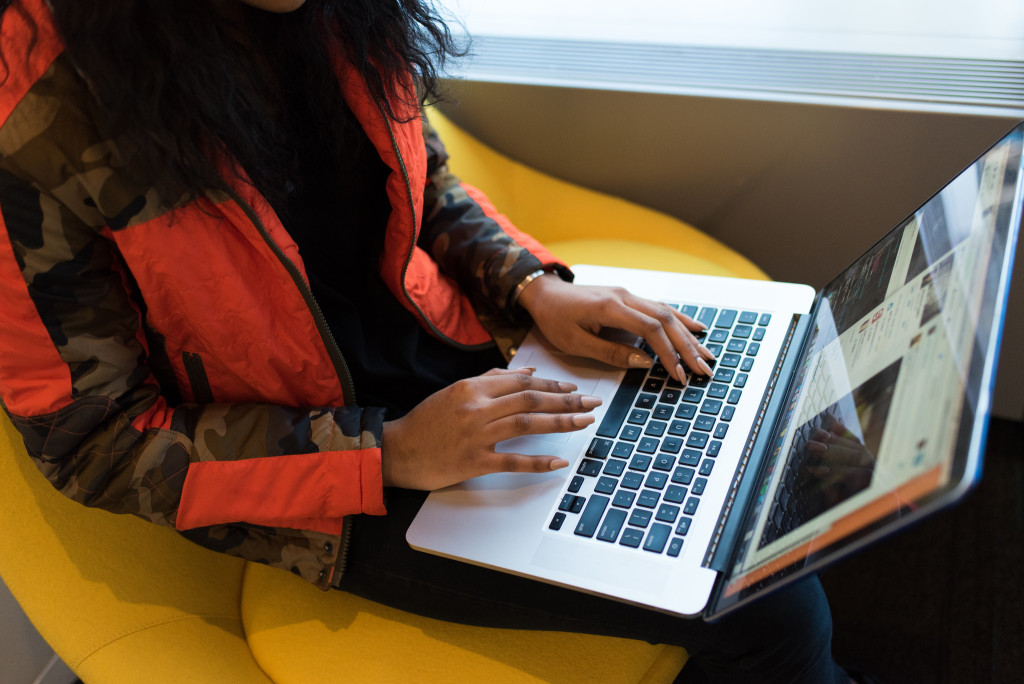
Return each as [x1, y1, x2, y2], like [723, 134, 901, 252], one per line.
[0, 0, 567, 589]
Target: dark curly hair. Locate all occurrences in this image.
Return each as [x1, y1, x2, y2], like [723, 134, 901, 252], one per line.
[0, 0, 465, 201]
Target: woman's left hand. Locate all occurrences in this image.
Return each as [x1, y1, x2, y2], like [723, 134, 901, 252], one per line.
[516, 274, 715, 383]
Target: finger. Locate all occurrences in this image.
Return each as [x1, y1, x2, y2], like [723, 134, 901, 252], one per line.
[672, 309, 707, 334]
[480, 450, 571, 475]
[619, 296, 716, 379]
[490, 389, 603, 418]
[475, 370, 579, 397]
[484, 410, 596, 444]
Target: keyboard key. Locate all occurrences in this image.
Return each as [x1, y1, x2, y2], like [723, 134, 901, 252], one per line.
[699, 459, 715, 476]
[595, 476, 618, 494]
[635, 393, 658, 409]
[620, 425, 641, 441]
[597, 509, 627, 542]
[549, 512, 566, 530]
[734, 373, 748, 389]
[694, 415, 715, 432]
[675, 404, 697, 420]
[628, 409, 650, 425]
[559, 494, 575, 511]
[612, 442, 634, 459]
[676, 517, 692, 536]
[649, 363, 669, 379]
[660, 388, 681, 404]
[568, 476, 584, 493]
[667, 537, 684, 557]
[679, 304, 699, 318]
[696, 307, 718, 328]
[707, 383, 728, 399]
[637, 489, 661, 508]
[700, 399, 723, 415]
[708, 329, 729, 343]
[645, 471, 668, 489]
[628, 509, 652, 528]
[713, 369, 735, 384]
[595, 368, 646, 438]
[574, 495, 610, 537]
[686, 432, 709, 449]
[732, 324, 753, 339]
[707, 440, 722, 457]
[721, 405, 735, 421]
[692, 477, 707, 495]
[644, 523, 672, 553]
[738, 311, 758, 325]
[586, 438, 613, 460]
[759, 313, 772, 326]
[679, 449, 702, 467]
[612, 490, 636, 508]
[714, 309, 737, 329]
[629, 454, 653, 470]
[684, 497, 700, 515]
[672, 466, 695, 485]
[746, 343, 760, 356]
[660, 436, 683, 453]
[727, 389, 742, 405]
[620, 528, 644, 547]
[638, 437, 659, 454]
[622, 472, 644, 489]
[643, 378, 664, 393]
[571, 497, 587, 513]
[741, 358, 755, 372]
[705, 343, 723, 357]
[653, 404, 673, 421]
[653, 454, 675, 471]
[656, 504, 680, 524]
[644, 421, 667, 437]
[578, 459, 603, 477]
[721, 353, 741, 368]
[714, 423, 729, 439]
[603, 458, 627, 476]
[726, 339, 746, 353]
[688, 374, 711, 388]
[753, 327, 766, 341]
[668, 420, 691, 436]
[664, 485, 687, 503]
[682, 387, 704, 403]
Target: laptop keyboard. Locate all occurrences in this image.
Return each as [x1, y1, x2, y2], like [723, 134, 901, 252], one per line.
[548, 305, 772, 558]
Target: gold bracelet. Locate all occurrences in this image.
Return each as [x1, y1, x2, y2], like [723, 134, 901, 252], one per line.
[510, 267, 551, 309]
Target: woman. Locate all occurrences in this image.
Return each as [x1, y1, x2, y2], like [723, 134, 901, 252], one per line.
[0, 1, 850, 681]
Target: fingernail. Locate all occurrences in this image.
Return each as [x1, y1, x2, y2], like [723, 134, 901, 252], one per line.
[698, 359, 714, 376]
[675, 363, 686, 383]
[521, 366, 537, 374]
[550, 458, 569, 470]
[572, 413, 596, 427]
[558, 381, 579, 392]
[580, 395, 603, 409]
[628, 352, 653, 368]
[700, 345, 716, 360]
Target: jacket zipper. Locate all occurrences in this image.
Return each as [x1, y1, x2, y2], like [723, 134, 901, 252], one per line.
[225, 188, 358, 582]
[380, 110, 495, 352]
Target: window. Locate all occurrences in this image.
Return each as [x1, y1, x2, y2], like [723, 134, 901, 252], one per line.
[440, 0, 1024, 115]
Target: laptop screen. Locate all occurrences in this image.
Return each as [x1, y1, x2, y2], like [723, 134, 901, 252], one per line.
[711, 123, 1024, 618]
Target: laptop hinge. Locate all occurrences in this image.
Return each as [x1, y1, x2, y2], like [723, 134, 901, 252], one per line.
[703, 312, 812, 572]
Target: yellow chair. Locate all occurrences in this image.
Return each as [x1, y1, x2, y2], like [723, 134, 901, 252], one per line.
[0, 112, 765, 683]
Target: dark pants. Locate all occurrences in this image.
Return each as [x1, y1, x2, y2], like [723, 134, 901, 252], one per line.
[336, 488, 848, 684]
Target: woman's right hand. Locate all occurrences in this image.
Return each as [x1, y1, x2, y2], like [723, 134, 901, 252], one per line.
[380, 368, 602, 490]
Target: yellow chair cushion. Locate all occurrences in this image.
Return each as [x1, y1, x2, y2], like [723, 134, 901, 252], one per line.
[0, 113, 766, 684]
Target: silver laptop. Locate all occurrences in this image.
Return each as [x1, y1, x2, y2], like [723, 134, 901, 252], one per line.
[407, 122, 1024, 620]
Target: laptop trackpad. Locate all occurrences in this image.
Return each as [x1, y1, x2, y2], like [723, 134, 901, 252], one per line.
[530, 536, 671, 596]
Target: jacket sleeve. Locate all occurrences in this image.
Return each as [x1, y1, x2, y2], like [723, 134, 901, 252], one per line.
[418, 113, 573, 319]
[0, 166, 386, 539]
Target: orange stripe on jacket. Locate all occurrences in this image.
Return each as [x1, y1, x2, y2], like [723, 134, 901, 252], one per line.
[176, 448, 386, 534]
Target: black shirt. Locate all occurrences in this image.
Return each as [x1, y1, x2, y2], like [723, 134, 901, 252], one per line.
[264, 93, 504, 418]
